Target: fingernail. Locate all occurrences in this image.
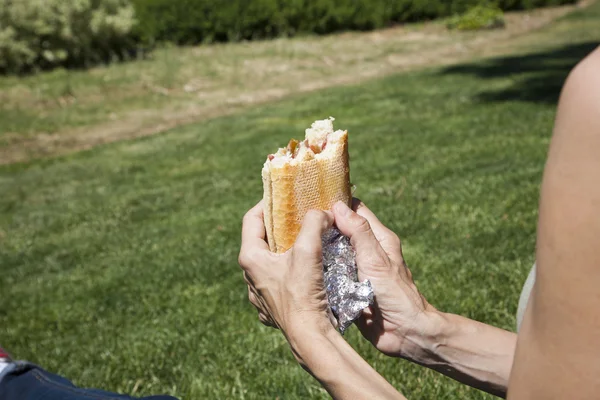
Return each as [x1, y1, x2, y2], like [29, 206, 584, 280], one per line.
[334, 201, 351, 216]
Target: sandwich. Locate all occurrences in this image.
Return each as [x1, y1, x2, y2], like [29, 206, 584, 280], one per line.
[262, 117, 352, 253]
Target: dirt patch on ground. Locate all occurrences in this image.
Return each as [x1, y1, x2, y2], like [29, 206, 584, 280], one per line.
[0, 1, 591, 165]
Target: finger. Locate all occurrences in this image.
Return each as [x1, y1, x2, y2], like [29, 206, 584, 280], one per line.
[239, 201, 269, 268]
[352, 199, 403, 264]
[247, 284, 272, 315]
[327, 308, 339, 330]
[248, 286, 262, 310]
[354, 304, 381, 342]
[241, 201, 269, 251]
[292, 209, 334, 268]
[354, 313, 377, 340]
[332, 201, 390, 267]
[258, 312, 276, 328]
[243, 271, 251, 285]
[360, 305, 374, 319]
[351, 198, 393, 241]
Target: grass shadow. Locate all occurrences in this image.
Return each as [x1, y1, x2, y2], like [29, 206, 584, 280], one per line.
[440, 41, 599, 104]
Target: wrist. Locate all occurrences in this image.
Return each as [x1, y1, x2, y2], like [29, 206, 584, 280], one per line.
[399, 307, 448, 365]
[285, 315, 337, 366]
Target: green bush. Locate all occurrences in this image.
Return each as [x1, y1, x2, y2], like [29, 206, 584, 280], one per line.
[1, 0, 578, 73]
[131, 0, 577, 46]
[496, 0, 576, 9]
[0, 0, 136, 74]
[447, 4, 506, 30]
[131, 0, 283, 44]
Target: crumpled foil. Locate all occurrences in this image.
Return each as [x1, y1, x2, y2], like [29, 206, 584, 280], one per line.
[322, 228, 374, 334]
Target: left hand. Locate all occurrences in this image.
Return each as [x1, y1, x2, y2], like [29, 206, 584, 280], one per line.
[238, 201, 336, 336]
[332, 200, 436, 361]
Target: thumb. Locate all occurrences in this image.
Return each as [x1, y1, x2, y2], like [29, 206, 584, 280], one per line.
[292, 210, 334, 271]
[332, 201, 390, 263]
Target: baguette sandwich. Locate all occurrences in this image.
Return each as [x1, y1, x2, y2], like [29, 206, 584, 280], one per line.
[262, 117, 352, 253]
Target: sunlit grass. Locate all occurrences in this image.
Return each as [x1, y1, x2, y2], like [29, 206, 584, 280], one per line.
[1, 3, 599, 399]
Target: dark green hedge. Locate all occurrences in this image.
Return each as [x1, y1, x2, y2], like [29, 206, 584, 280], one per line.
[131, 0, 577, 45]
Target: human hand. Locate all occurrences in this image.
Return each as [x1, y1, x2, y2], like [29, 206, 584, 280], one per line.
[238, 201, 337, 339]
[239, 206, 409, 400]
[332, 200, 439, 361]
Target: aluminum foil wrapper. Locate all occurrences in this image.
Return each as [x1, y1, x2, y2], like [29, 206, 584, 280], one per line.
[322, 228, 374, 334]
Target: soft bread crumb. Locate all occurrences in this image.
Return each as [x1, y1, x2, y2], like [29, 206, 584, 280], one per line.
[265, 117, 344, 168]
[314, 129, 346, 159]
[295, 145, 315, 162]
[305, 117, 335, 149]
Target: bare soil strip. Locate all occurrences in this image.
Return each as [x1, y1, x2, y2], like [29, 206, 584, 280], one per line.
[0, 2, 590, 165]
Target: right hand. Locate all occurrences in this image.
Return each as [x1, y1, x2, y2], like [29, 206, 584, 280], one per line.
[332, 200, 439, 361]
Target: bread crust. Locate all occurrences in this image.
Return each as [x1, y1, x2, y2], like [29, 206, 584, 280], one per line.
[263, 132, 351, 253]
[262, 166, 276, 252]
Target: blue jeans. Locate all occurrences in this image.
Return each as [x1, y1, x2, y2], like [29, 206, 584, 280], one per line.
[0, 362, 178, 400]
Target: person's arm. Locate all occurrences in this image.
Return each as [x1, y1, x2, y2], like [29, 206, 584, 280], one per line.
[508, 47, 600, 399]
[412, 311, 516, 398]
[287, 322, 405, 400]
[332, 200, 516, 398]
[239, 204, 405, 400]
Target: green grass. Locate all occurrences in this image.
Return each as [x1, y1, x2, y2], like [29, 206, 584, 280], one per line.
[1, 3, 599, 399]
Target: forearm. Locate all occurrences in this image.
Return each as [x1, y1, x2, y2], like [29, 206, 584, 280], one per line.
[407, 311, 516, 398]
[287, 324, 405, 400]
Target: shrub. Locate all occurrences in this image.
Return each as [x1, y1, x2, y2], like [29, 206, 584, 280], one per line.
[447, 4, 506, 30]
[131, 0, 577, 46]
[131, 0, 288, 44]
[1, 0, 578, 73]
[0, 0, 136, 74]
[496, 0, 576, 10]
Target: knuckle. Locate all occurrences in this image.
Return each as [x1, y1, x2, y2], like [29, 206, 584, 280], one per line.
[354, 214, 371, 233]
[237, 252, 247, 267]
[386, 231, 401, 248]
[242, 209, 253, 224]
[238, 252, 252, 269]
[238, 248, 262, 268]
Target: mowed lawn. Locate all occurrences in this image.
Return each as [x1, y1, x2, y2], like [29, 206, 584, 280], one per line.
[1, 4, 599, 399]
